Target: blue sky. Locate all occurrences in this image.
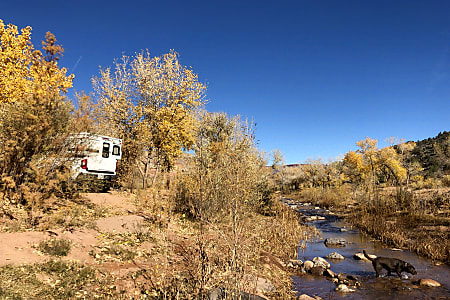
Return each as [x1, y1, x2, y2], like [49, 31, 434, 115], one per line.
[2, 0, 449, 163]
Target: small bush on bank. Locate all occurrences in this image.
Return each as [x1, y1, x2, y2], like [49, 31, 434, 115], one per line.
[38, 238, 72, 257]
[442, 175, 450, 187]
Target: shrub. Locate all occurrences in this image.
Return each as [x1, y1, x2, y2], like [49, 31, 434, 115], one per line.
[0, 24, 77, 224]
[423, 178, 442, 189]
[175, 112, 268, 221]
[38, 238, 72, 257]
[173, 112, 298, 297]
[442, 175, 450, 187]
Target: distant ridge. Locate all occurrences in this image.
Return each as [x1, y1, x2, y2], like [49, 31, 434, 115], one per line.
[410, 131, 450, 177]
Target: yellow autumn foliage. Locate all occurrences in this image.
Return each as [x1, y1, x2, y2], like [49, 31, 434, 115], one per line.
[343, 137, 407, 186]
[0, 19, 73, 104]
[0, 20, 75, 223]
[343, 150, 367, 183]
[378, 147, 407, 184]
[93, 50, 206, 186]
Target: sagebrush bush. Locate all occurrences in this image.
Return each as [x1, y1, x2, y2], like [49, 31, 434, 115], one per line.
[38, 238, 72, 257]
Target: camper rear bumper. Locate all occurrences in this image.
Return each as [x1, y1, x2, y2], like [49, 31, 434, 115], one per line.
[76, 173, 115, 181]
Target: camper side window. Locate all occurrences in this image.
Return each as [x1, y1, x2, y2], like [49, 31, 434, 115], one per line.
[112, 145, 120, 156]
[102, 143, 110, 158]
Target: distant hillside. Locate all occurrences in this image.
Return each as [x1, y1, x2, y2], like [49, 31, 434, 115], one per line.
[411, 131, 450, 178]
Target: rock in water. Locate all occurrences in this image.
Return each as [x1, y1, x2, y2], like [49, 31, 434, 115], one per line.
[311, 266, 325, 276]
[313, 257, 331, 269]
[324, 238, 346, 246]
[419, 279, 441, 287]
[324, 268, 336, 278]
[326, 252, 345, 260]
[298, 295, 316, 300]
[353, 252, 376, 261]
[346, 274, 359, 281]
[303, 260, 314, 271]
[335, 284, 355, 293]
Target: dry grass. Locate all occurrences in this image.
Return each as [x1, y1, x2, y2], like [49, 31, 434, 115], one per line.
[125, 190, 311, 299]
[294, 185, 450, 263]
[300, 185, 355, 208]
[0, 260, 120, 299]
[347, 188, 450, 263]
[0, 184, 312, 298]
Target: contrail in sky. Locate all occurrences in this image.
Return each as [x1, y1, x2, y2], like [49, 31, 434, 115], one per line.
[70, 56, 82, 73]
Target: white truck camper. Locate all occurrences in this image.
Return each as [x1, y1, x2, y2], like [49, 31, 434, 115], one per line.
[70, 133, 122, 186]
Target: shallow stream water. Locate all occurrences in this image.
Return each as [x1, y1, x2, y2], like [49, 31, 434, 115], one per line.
[283, 198, 450, 299]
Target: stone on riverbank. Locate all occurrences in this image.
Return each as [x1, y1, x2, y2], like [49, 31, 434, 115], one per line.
[287, 259, 303, 268]
[208, 287, 267, 300]
[326, 252, 345, 260]
[243, 274, 275, 294]
[298, 294, 322, 300]
[419, 278, 441, 287]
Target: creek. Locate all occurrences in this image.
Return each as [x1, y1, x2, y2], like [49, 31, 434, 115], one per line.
[283, 198, 450, 299]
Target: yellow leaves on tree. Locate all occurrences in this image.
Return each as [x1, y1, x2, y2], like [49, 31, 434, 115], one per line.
[0, 19, 73, 104]
[378, 147, 407, 184]
[343, 137, 407, 186]
[0, 20, 74, 221]
[93, 50, 206, 186]
[343, 151, 366, 183]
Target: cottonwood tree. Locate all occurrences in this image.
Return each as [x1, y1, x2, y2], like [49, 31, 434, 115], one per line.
[343, 151, 367, 186]
[0, 20, 73, 104]
[271, 149, 284, 168]
[343, 137, 407, 194]
[355, 137, 379, 189]
[0, 20, 74, 223]
[377, 147, 407, 185]
[93, 50, 206, 187]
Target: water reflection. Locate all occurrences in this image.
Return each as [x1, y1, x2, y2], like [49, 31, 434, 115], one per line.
[286, 200, 450, 299]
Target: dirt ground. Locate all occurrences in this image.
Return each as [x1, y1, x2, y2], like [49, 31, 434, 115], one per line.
[0, 191, 295, 298]
[0, 191, 147, 268]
